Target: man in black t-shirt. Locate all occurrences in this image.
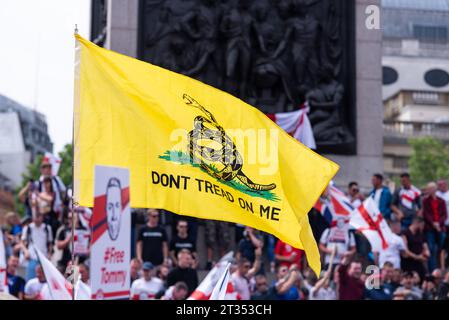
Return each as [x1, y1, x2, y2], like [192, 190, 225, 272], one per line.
[167, 249, 198, 296]
[136, 209, 169, 266]
[169, 219, 197, 266]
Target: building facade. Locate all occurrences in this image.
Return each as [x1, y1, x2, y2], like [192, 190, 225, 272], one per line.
[382, 0, 449, 177]
[0, 95, 53, 188]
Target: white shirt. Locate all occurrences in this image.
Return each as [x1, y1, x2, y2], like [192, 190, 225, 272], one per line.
[231, 272, 250, 300]
[373, 188, 382, 209]
[130, 277, 164, 300]
[436, 190, 449, 226]
[309, 286, 337, 300]
[377, 233, 406, 269]
[25, 278, 46, 299]
[320, 225, 355, 265]
[21, 223, 53, 260]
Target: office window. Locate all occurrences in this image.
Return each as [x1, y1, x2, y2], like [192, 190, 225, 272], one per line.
[413, 25, 448, 43]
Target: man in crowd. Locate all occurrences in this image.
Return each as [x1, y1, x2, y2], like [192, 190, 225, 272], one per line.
[393, 271, 423, 300]
[136, 209, 169, 266]
[237, 227, 264, 265]
[130, 258, 142, 285]
[130, 262, 164, 300]
[36, 161, 66, 237]
[78, 263, 90, 284]
[231, 248, 262, 300]
[166, 249, 198, 296]
[169, 219, 197, 266]
[309, 267, 336, 300]
[251, 274, 278, 300]
[347, 181, 363, 208]
[319, 216, 356, 271]
[422, 182, 447, 272]
[391, 173, 421, 230]
[401, 216, 430, 280]
[20, 212, 53, 281]
[337, 255, 365, 300]
[160, 281, 189, 300]
[273, 264, 302, 300]
[380, 261, 400, 293]
[6, 255, 25, 299]
[56, 210, 90, 271]
[24, 264, 46, 300]
[369, 173, 392, 220]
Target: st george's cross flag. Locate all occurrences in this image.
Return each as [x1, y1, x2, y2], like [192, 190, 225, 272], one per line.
[398, 185, 421, 210]
[75, 277, 92, 300]
[0, 230, 8, 294]
[43, 152, 62, 176]
[73, 35, 339, 275]
[266, 104, 316, 150]
[349, 197, 395, 252]
[189, 252, 239, 300]
[210, 263, 231, 300]
[34, 245, 72, 300]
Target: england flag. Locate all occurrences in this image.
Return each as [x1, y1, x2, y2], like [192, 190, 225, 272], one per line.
[350, 197, 395, 252]
[266, 104, 316, 149]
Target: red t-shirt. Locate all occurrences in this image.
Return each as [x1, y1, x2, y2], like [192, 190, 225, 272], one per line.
[274, 240, 304, 269]
[431, 197, 440, 222]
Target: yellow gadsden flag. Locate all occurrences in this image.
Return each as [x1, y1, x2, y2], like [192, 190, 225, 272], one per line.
[74, 35, 339, 275]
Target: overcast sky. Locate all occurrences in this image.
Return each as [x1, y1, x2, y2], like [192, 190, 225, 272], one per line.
[0, 0, 91, 153]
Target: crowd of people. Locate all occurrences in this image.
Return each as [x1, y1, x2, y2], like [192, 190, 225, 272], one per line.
[1, 158, 449, 300]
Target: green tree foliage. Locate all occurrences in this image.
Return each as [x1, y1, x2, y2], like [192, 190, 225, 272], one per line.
[58, 143, 73, 187]
[408, 137, 449, 187]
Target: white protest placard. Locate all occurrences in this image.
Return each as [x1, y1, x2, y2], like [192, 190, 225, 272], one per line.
[0, 230, 8, 294]
[91, 165, 130, 300]
[73, 229, 90, 256]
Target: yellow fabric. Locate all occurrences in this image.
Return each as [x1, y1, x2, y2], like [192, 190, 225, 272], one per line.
[73, 35, 339, 275]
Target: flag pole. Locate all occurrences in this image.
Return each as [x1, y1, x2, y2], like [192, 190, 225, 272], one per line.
[70, 24, 79, 301]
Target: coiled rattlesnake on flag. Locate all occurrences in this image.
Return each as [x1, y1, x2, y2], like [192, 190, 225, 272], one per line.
[183, 94, 276, 192]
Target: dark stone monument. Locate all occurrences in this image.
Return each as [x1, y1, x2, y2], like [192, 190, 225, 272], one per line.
[136, 0, 356, 154]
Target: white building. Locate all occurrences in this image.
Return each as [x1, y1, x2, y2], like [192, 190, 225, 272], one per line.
[382, 0, 449, 176]
[0, 95, 53, 188]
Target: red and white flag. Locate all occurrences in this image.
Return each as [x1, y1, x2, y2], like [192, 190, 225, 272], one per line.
[34, 245, 72, 300]
[266, 104, 316, 149]
[0, 230, 8, 294]
[350, 197, 395, 252]
[75, 277, 91, 300]
[43, 152, 62, 176]
[399, 186, 421, 210]
[188, 252, 240, 300]
[210, 263, 231, 300]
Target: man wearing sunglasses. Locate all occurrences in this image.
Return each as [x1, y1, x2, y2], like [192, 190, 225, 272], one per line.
[136, 209, 169, 267]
